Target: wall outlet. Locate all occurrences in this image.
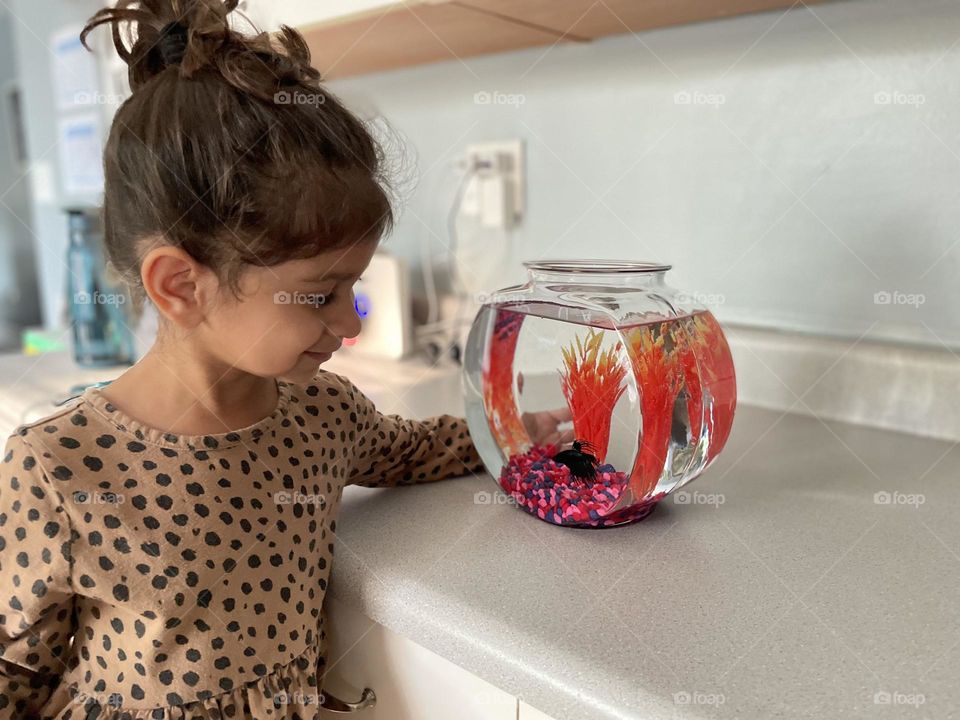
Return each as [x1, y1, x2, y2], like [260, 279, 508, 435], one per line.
[463, 140, 524, 229]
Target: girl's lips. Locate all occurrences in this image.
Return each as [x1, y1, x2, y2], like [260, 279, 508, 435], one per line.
[304, 350, 332, 362]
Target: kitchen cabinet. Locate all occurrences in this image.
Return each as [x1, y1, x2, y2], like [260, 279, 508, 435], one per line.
[458, 0, 821, 40]
[237, 0, 399, 33]
[320, 596, 517, 719]
[300, 1, 569, 80]
[296, 0, 831, 79]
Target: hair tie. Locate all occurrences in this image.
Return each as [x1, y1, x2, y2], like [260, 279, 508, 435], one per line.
[158, 21, 189, 66]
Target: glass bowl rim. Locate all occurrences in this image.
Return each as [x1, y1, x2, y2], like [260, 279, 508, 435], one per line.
[523, 259, 672, 274]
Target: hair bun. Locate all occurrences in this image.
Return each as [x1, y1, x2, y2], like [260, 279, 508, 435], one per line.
[81, 0, 321, 99]
[82, 0, 233, 90]
[157, 21, 189, 66]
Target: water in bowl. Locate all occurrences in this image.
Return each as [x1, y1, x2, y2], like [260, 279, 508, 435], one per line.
[463, 301, 736, 528]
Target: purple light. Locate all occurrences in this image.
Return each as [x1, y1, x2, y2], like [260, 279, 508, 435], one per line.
[355, 293, 371, 319]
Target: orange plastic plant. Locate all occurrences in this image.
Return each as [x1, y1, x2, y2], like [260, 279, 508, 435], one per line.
[672, 317, 703, 446]
[557, 329, 627, 463]
[624, 322, 682, 499]
[482, 309, 528, 456]
[690, 312, 737, 458]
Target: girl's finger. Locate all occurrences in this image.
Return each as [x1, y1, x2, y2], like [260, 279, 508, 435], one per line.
[550, 407, 572, 422]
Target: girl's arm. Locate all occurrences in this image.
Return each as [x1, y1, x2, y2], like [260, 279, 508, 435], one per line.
[337, 377, 485, 488]
[0, 434, 77, 718]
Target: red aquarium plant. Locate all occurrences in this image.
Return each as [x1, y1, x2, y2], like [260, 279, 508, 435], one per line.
[557, 328, 627, 463]
[624, 321, 683, 499]
[690, 312, 737, 459]
[672, 317, 704, 446]
[482, 308, 529, 457]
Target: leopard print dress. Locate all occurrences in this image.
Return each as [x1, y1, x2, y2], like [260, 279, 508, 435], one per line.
[0, 370, 484, 719]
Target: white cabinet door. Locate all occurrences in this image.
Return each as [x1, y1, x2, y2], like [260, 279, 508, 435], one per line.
[321, 597, 516, 720]
[519, 700, 562, 720]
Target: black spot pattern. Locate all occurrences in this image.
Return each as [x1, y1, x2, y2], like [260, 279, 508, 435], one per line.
[0, 371, 482, 717]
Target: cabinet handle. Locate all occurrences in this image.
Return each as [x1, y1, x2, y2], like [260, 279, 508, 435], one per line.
[320, 687, 377, 713]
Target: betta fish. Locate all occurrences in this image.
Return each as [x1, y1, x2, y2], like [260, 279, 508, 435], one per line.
[552, 439, 601, 481]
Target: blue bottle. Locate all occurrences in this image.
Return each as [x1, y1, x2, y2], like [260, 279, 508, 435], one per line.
[66, 209, 134, 367]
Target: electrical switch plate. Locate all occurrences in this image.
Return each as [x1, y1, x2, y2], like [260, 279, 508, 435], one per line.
[464, 140, 524, 229]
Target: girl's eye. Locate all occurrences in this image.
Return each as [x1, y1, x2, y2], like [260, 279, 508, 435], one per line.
[309, 281, 358, 309]
[304, 290, 333, 309]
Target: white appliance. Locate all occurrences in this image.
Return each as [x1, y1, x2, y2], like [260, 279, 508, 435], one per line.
[343, 251, 411, 359]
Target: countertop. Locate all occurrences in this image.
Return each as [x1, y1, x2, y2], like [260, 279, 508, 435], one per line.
[0, 349, 461, 437]
[325, 356, 960, 720]
[0, 350, 128, 435]
[3, 351, 957, 719]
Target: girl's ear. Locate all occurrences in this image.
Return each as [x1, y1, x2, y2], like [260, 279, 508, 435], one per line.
[140, 245, 219, 328]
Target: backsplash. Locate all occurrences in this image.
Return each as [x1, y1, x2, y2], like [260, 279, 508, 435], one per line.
[726, 323, 960, 442]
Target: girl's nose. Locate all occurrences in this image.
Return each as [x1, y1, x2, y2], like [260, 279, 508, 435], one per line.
[332, 303, 362, 340]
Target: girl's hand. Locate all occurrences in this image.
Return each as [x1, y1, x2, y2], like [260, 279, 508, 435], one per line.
[516, 372, 575, 447]
[521, 407, 575, 447]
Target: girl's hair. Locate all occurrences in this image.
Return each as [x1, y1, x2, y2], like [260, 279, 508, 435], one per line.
[81, 0, 394, 294]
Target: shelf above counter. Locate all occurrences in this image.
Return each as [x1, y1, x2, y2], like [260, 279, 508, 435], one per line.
[294, 0, 835, 79]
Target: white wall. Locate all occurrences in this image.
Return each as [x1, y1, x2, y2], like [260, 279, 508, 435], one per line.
[330, 0, 959, 351]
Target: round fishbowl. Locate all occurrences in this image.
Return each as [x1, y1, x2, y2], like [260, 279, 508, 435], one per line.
[462, 260, 737, 528]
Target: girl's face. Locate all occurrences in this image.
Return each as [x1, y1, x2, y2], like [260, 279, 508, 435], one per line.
[200, 239, 379, 384]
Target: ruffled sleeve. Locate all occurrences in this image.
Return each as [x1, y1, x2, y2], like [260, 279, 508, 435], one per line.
[332, 375, 485, 488]
[0, 432, 77, 719]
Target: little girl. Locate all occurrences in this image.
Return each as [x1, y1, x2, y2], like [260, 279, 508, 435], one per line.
[0, 1, 569, 717]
